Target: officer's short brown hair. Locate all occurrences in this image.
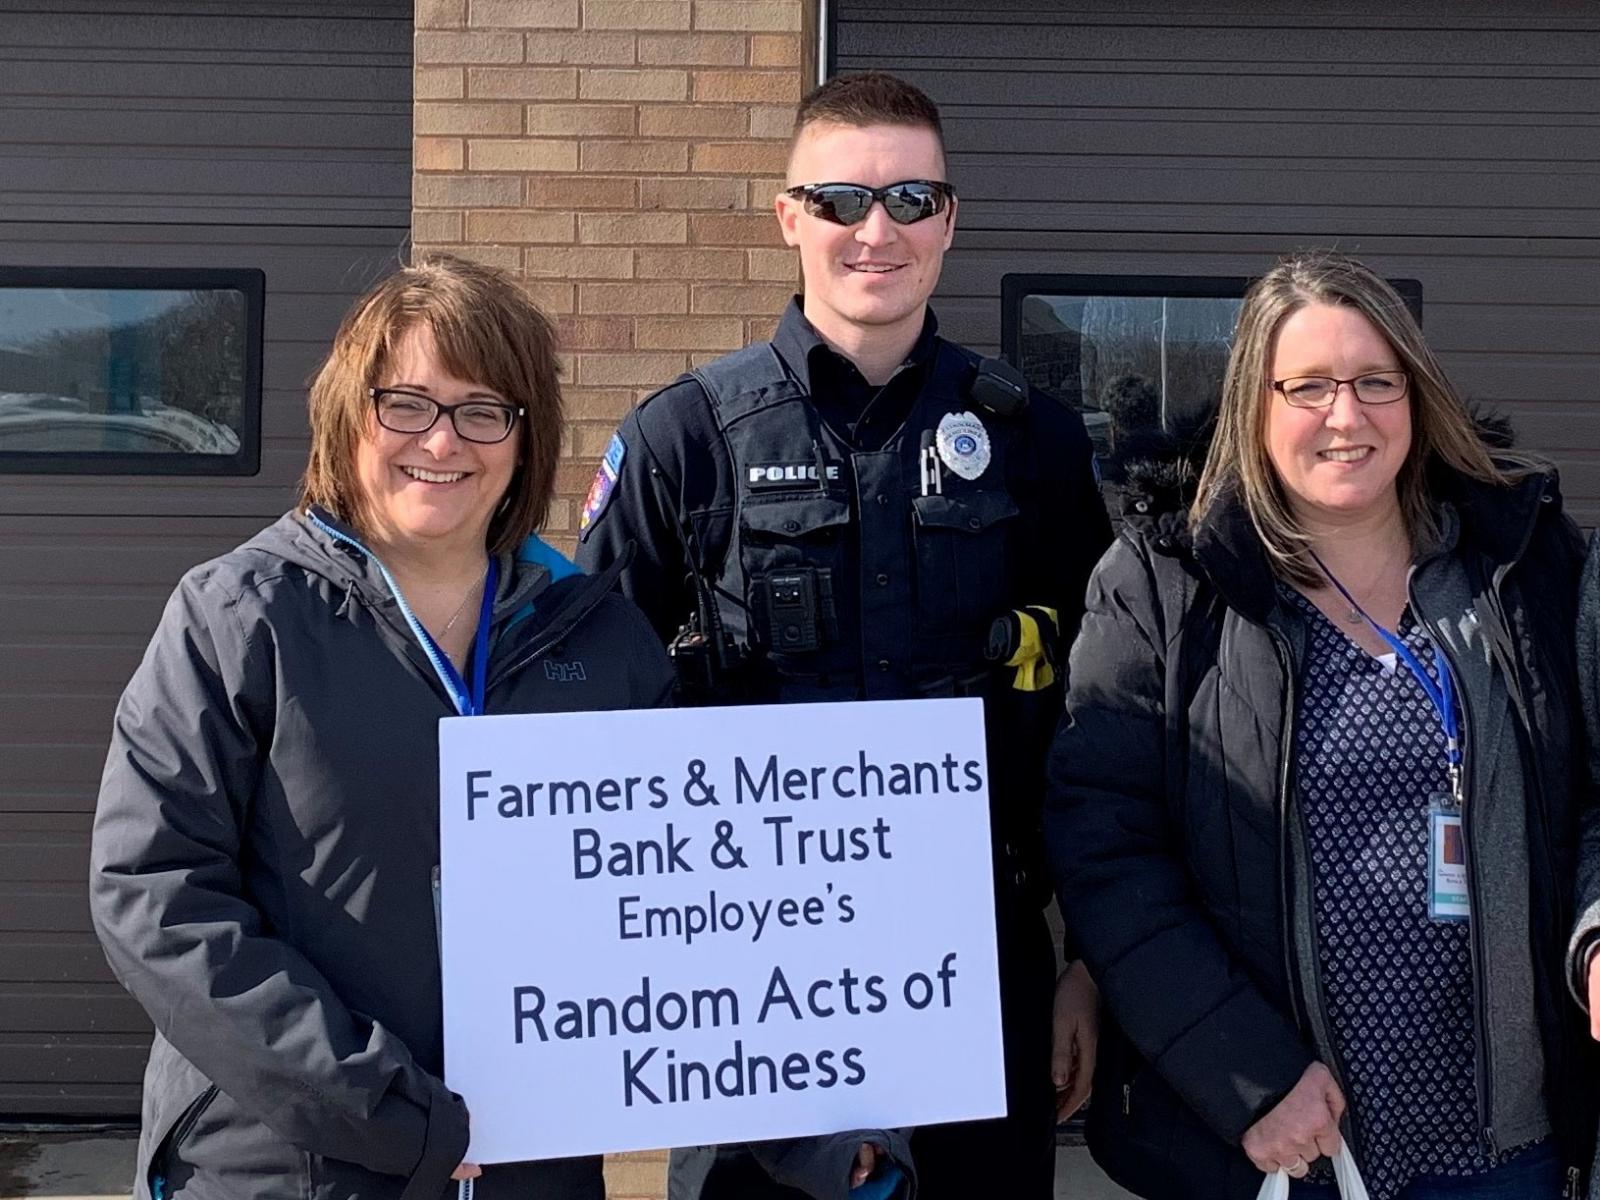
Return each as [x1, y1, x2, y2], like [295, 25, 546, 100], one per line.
[793, 71, 945, 156]
[299, 254, 563, 555]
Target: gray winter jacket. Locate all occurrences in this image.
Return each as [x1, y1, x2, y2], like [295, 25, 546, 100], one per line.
[90, 508, 674, 1200]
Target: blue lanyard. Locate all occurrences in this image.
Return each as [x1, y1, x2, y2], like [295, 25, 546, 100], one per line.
[304, 511, 497, 717]
[1307, 550, 1463, 797]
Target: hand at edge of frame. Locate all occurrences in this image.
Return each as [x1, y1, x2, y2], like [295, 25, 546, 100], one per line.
[1052, 959, 1099, 1120]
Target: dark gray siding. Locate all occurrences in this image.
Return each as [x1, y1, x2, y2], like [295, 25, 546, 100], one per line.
[0, 1, 409, 1118]
[835, 0, 1600, 524]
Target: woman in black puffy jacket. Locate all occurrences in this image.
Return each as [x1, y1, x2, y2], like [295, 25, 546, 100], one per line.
[1044, 252, 1596, 1200]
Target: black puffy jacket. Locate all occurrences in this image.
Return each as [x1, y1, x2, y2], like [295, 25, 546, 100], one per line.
[1044, 466, 1597, 1200]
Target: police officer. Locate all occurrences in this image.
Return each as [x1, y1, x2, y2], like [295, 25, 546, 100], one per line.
[576, 71, 1112, 1200]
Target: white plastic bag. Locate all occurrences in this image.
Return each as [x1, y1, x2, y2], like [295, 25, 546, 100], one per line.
[1253, 1144, 1369, 1200]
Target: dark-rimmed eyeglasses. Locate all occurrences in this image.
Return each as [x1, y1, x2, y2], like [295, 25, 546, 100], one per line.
[1271, 371, 1409, 409]
[369, 388, 523, 444]
[783, 180, 956, 226]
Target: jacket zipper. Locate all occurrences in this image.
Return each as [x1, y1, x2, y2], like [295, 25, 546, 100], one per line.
[1417, 611, 1496, 1158]
[1268, 626, 1365, 1169]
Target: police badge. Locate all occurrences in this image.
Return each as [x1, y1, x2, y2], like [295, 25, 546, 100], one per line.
[935, 410, 991, 481]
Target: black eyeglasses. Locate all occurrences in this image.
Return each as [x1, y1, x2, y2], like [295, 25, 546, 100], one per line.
[1271, 371, 1410, 409]
[369, 388, 523, 444]
[783, 180, 956, 226]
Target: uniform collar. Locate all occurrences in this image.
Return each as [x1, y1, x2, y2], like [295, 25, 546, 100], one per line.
[770, 296, 940, 395]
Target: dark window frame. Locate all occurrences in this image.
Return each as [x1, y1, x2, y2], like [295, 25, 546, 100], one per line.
[1001, 271, 1424, 382]
[0, 265, 265, 476]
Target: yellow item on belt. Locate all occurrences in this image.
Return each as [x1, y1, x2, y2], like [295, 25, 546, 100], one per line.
[992, 606, 1060, 692]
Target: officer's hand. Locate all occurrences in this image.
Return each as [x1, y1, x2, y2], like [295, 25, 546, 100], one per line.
[1051, 960, 1098, 1120]
[850, 1142, 881, 1188]
[451, 1162, 482, 1181]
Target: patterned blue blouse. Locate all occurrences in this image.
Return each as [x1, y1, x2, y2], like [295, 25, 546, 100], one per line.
[1283, 586, 1510, 1200]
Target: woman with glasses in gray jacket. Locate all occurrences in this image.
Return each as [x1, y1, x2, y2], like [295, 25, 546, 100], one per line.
[91, 256, 674, 1200]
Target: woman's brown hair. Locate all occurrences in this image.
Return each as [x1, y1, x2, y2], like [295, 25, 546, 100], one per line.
[1192, 251, 1522, 585]
[299, 254, 563, 555]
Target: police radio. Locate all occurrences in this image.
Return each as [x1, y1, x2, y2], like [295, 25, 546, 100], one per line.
[669, 512, 741, 704]
[971, 356, 1027, 418]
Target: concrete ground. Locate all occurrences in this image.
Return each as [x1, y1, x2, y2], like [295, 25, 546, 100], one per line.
[0, 1130, 1137, 1199]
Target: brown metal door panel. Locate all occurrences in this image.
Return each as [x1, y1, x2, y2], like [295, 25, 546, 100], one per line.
[0, 0, 409, 1119]
[835, 0, 1600, 517]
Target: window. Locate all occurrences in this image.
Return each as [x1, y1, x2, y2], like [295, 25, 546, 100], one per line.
[0, 267, 264, 475]
[1001, 273, 1422, 483]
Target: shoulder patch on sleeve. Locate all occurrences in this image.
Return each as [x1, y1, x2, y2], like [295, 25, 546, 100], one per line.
[579, 431, 626, 535]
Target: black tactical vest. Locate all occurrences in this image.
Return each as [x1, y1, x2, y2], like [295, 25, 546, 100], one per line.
[691, 339, 1029, 704]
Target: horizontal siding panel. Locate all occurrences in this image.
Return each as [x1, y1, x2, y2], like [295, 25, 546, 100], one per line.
[0, 1088, 139, 1126]
[0, 817, 98, 875]
[953, 201, 1598, 241]
[1, 787, 115, 816]
[0, 1034, 151, 1086]
[3, 106, 407, 151]
[0, 646, 146, 690]
[2, 11, 408, 53]
[0, 593, 175, 640]
[0, 60, 406, 101]
[0, 936, 115, 984]
[0, 524, 265, 585]
[0, 695, 121, 749]
[955, 163, 1600, 210]
[841, 1, 1600, 28]
[0, 1082, 141, 1118]
[946, 114, 1600, 162]
[0, 880, 95, 933]
[0, 985, 148, 1034]
[848, 22, 1600, 64]
[848, 65, 1600, 114]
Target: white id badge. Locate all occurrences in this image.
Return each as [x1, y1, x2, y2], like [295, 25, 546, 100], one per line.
[1428, 797, 1470, 922]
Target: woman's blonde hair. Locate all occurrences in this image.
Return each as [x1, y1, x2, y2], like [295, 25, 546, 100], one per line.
[1192, 251, 1518, 585]
[299, 254, 563, 555]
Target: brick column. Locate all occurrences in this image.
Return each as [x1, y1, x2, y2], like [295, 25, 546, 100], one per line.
[415, 0, 813, 557]
[413, 4, 811, 1195]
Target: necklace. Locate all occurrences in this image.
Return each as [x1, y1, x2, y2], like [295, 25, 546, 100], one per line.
[439, 567, 487, 637]
[1312, 540, 1407, 626]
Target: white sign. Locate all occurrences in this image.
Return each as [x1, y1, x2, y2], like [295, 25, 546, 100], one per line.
[437, 698, 1005, 1164]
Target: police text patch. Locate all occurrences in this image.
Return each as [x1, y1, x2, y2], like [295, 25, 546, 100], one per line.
[747, 462, 841, 487]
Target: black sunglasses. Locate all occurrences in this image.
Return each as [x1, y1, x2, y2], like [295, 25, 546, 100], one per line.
[783, 180, 956, 226]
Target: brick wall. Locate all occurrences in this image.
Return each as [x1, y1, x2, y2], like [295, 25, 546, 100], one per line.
[413, 3, 811, 1193]
[414, 0, 813, 559]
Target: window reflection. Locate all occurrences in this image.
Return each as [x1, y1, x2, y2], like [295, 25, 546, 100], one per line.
[0, 280, 256, 470]
[1016, 294, 1237, 481]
